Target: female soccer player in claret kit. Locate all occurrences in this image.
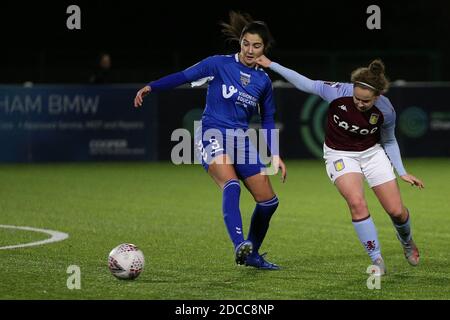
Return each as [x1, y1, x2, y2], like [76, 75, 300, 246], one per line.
[256, 55, 424, 275]
[134, 12, 286, 270]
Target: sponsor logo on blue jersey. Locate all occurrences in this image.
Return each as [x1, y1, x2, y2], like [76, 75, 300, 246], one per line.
[222, 84, 238, 99]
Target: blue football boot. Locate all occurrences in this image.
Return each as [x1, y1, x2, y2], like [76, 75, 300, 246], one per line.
[245, 252, 280, 270]
[234, 240, 253, 265]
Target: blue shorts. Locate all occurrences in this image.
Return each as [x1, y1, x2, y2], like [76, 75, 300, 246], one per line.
[194, 126, 267, 180]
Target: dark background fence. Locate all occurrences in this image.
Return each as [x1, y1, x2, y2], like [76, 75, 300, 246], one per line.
[1, 83, 448, 162]
[1, 1, 449, 162]
[1, 1, 449, 84]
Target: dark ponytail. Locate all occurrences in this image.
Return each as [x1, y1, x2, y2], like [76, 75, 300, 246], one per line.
[220, 11, 274, 53]
[220, 11, 253, 43]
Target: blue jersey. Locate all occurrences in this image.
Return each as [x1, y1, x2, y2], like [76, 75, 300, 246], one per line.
[148, 53, 278, 158]
[182, 53, 275, 130]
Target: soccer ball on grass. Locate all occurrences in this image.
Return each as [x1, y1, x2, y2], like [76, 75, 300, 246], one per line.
[108, 243, 145, 280]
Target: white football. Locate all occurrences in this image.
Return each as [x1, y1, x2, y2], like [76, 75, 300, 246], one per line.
[108, 243, 145, 280]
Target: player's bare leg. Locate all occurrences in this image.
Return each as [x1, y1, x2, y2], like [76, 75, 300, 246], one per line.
[335, 173, 369, 221]
[372, 179, 419, 266]
[372, 179, 405, 221]
[243, 173, 275, 203]
[208, 154, 238, 188]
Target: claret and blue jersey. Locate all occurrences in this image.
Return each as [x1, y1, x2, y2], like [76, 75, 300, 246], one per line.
[268, 61, 407, 176]
[312, 80, 406, 175]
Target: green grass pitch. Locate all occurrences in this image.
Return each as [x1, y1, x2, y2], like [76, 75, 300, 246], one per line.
[0, 159, 449, 299]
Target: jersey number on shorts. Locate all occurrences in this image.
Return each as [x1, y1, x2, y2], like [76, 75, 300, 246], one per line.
[197, 138, 223, 162]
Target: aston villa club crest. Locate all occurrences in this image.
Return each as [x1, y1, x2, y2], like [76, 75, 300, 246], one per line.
[333, 159, 345, 172]
[369, 113, 379, 125]
[364, 240, 376, 252]
[240, 71, 251, 86]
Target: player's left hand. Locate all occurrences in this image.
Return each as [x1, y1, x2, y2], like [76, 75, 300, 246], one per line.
[400, 174, 424, 189]
[278, 157, 287, 183]
[134, 85, 151, 108]
[272, 155, 287, 183]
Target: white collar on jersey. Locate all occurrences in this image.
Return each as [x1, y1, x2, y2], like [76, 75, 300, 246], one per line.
[235, 53, 260, 70]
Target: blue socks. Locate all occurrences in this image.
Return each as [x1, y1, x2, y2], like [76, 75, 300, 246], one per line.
[352, 215, 382, 262]
[222, 180, 279, 253]
[247, 196, 279, 254]
[222, 179, 244, 248]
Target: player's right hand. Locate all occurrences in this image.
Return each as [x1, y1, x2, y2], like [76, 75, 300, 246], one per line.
[255, 55, 272, 68]
[134, 85, 151, 108]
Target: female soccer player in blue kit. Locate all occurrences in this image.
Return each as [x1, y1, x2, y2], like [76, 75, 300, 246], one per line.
[256, 55, 423, 275]
[134, 12, 286, 270]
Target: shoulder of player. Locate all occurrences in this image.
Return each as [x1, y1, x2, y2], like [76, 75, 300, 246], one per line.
[208, 54, 253, 69]
[208, 53, 242, 62]
[322, 81, 354, 99]
[375, 95, 395, 115]
[256, 67, 271, 77]
[209, 54, 271, 82]
[252, 68, 272, 88]
[201, 54, 235, 67]
[320, 81, 353, 90]
[323, 81, 348, 88]
[378, 94, 393, 105]
[329, 95, 353, 106]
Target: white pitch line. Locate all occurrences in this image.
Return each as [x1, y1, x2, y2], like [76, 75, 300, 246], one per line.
[0, 225, 69, 250]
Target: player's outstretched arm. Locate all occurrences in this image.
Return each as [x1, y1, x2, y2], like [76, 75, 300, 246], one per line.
[134, 85, 151, 108]
[400, 174, 424, 189]
[256, 55, 316, 94]
[134, 71, 190, 108]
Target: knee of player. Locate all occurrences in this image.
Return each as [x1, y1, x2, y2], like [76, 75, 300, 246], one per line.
[348, 197, 368, 213]
[256, 194, 279, 208]
[387, 206, 404, 220]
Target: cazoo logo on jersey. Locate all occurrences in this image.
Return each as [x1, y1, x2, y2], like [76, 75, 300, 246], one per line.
[333, 114, 378, 135]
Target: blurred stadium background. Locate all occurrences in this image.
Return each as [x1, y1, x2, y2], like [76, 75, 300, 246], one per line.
[1, 0, 449, 300]
[1, 1, 449, 83]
